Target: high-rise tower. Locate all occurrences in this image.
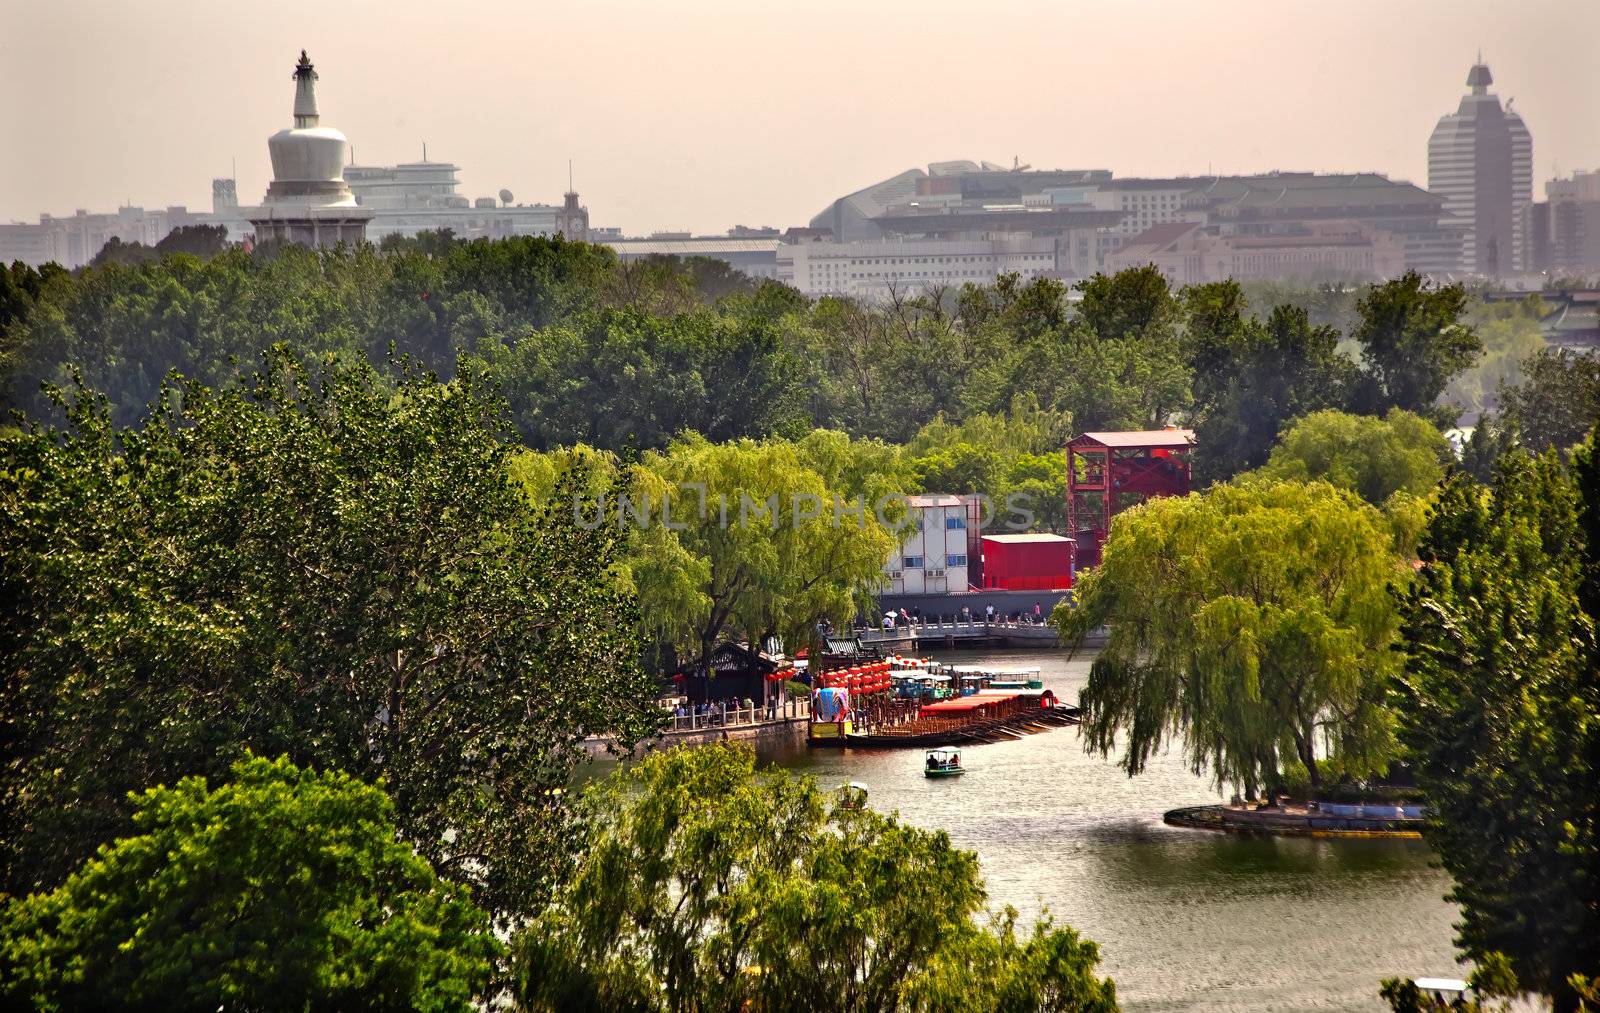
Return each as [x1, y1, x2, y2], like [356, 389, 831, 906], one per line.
[1428, 58, 1533, 276]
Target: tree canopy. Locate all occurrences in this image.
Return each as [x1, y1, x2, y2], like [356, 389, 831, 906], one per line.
[1183, 281, 1354, 483]
[1058, 480, 1406, 796]
[514, 744, 1119, 1013]
[1349, 271, 1481, 424]
[0, 754, 500, 1012]
[3, 244, 1501, 480]
[0, 349, 660, 913]
[629, 432, 900, 671]
[1254, 408, 1451, 507]
[1497, 348, 1600, 456]
[1392, 438, 1600, 1011]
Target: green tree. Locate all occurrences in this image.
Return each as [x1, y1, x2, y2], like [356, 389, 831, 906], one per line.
[990, 326, 1190, 433]
[0, 754, 499, 1012]
[1392, 439, 1600, 1011]
[1379, 952, 1524, 1012]
[1498, 348, 1600, 455]
[88, 236, 157, 267]
[0, 349, 660, 912]
[513, 744, 1118, 1013]
[1350, 271, 1481, 424]
[901, 396, 1072, 533]
[1058, 480, 1404, 796]
[628, 433, 898, 678]
[1254, 408, 1451, 507]
[154, 223, 230, 258]
[1184, 282, 1354, 484]
[1443, 294, 1548, 416]
[484, 307, 807, 452]
[1459, 413, 1519, 482]
[2, 235, 620, 429]
[1074, 265, 1181, 344]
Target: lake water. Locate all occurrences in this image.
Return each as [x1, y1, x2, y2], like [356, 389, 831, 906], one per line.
[761, 648, 1461, 1012]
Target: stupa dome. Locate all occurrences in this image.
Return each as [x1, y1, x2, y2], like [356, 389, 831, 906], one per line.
[264, 51, 356, 207]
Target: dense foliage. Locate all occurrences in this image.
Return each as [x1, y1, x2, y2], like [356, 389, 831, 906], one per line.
[4, 227, 1598, 1010]
[1496, 347, 1600, 455]
[514, 745, 1119, 1013]
[1255, 409, 1451, 507]
[1059, 480, 1406, 796]
[1349, 271, 1483, 424]
[2, 244, 1493, 485]
[1393, 436, 1600, 1012]
[0, 349, 660, 913]
[0, 754, 500, 1012]
[1183, 282, 1354, 482]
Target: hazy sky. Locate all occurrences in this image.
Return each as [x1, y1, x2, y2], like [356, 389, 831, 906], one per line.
[3, 0, 1597, 235]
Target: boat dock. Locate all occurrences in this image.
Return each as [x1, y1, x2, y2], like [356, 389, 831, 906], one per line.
[839, 703, 1079, 748]
[809, 658, 1079, 748]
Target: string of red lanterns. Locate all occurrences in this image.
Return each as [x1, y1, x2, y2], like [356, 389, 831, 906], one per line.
[815, 660, 895, 694]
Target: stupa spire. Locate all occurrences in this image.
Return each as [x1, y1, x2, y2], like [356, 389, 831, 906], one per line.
[292, 50, 320, 128]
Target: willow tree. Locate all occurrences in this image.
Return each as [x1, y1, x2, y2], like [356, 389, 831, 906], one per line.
[515, 744, 1119, 1013]
[629, 433, 899, 677]
[1255, 408, 1451, 508]
[1057, 480, 1405, 796]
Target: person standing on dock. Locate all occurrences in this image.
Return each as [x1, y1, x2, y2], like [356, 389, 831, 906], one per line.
[1032, 602, 1042, 624]
[985, 604, 995, 625]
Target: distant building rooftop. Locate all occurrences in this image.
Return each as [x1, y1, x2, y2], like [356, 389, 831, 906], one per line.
[906, 494, 970, 508]
[604, 238, 779, 256]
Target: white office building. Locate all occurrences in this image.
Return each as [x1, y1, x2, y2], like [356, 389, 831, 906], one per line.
[884, 495, 979, 595]
[778, 236, 1063, 299]
[344, 160, 587, 242]
[0, 196, 249, 269]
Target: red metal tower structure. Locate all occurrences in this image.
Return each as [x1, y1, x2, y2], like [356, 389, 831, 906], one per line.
[1066, 428, 1195, 569]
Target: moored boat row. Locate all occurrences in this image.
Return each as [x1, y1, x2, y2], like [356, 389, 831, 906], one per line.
[809, 655, 1075, 748]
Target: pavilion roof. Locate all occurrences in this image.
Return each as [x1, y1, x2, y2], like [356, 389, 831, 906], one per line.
[1069, 429, 1196, 449]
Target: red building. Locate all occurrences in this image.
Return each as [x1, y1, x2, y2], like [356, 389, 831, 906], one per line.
[980, 534, 1075, 591]
[1066, 428, 1195, 569]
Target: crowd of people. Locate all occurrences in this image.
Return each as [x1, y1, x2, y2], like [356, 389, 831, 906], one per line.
[877, 602, 1048, 629]
[671, 697, 775, 726]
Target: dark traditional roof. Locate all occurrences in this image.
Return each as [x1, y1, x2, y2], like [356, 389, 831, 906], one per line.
[700, 642, 778, 676]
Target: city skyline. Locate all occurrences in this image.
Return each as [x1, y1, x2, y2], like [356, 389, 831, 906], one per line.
[3, 0, 1598, 235]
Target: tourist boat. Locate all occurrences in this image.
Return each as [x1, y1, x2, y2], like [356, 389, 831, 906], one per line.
[924, 748, 965, 777]
[986, 666, 1044, 689]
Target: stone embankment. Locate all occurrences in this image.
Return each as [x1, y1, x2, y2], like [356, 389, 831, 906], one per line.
[581, 708, 809, 759]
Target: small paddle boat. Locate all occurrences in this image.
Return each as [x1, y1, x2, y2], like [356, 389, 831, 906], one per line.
[924, 749, 965, 777]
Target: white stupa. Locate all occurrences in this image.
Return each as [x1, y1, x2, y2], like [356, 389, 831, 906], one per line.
[248, 51, 372, 248]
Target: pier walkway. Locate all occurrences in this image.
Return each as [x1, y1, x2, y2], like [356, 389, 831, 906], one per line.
[582, 699, 811, 758]
[855, 618, 1063, 650]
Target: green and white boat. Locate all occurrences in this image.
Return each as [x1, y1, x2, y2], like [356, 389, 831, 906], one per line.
[924, 749, 965, 777]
